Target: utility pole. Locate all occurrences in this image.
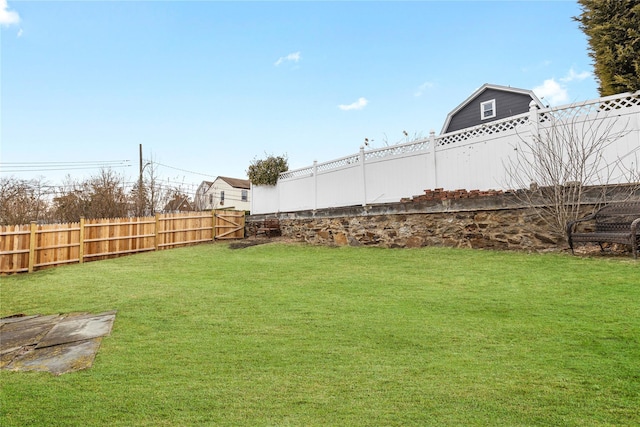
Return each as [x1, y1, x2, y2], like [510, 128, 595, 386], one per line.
[138, 144, 144, 216]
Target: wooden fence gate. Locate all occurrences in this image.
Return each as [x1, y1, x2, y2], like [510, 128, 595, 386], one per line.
[214, 210, 246, 240]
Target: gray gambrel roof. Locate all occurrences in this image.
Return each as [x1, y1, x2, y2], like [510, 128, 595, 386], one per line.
[440, 83, 545, 134]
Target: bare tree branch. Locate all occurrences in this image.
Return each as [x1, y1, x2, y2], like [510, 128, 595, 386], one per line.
[505, 110, 638, 237]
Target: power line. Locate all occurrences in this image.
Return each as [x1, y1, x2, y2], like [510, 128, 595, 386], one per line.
[1, 160, 131, 173]
[1, 160, 130, 165]
[1, 165, 132, 173]
[2, 159, 249, 198]
[152, 161, 218, 178]
[13, 181, 250, 203]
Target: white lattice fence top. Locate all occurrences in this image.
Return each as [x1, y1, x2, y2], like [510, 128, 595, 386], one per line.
[364, 139, 429, 160]
[280, 140, 432, 180]
[437, 113, 530, 147]
[539, 91, 640, 123]
[280, 167, 314, 180]
[600, 92, 640, 110]
[317, 155, 360, 172]
[279, 155, 361, 180]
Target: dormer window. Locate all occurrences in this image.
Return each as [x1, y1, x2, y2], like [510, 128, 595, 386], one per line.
[481, 99, 496, 120]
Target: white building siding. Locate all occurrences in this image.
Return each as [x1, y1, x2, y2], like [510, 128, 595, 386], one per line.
[195, 177, 251, 211]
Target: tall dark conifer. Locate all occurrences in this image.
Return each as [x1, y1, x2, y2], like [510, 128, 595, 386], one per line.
[575, 0, 640, 96]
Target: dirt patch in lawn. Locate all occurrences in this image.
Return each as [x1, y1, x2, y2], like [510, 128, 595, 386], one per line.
[228, 236, 302, 250]
[228, 240, 270, 249]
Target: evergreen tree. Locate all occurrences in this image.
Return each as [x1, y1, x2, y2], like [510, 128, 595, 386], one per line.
[575, 0, 640, 96]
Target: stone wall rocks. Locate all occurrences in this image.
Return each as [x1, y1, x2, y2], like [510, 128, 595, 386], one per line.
[275, 209, 564, 251]
[247, 188, 639, 252]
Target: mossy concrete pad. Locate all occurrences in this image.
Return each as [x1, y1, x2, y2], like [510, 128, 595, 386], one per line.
[7, 338, 104, 375]
[0, 311, 116, 375]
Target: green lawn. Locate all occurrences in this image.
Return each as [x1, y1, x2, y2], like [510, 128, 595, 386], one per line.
[1, 243, 639, 426]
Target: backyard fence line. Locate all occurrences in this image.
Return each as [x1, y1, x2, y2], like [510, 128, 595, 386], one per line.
[0, 210, 245, 274]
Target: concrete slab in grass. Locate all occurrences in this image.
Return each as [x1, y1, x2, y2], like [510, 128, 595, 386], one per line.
[0, 311, 116, 375]
[37, 312, 116, 348]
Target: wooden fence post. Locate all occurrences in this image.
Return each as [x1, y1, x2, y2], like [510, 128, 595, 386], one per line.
[212, 210, 217, 240]
[155, 213, 160, 251]
[241, 210, 246, 238]
[79, 217, 85, 264]
[28, 221, 37, 273]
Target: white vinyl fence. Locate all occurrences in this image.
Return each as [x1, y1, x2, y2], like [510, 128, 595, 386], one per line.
[252, 92, 640, 215]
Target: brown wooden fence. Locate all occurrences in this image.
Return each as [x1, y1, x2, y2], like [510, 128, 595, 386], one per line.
[0, 210, 245, 274]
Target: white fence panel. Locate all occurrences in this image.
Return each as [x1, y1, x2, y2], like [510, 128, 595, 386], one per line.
[518, 107, 640, 188]
[316, 164, 363, 209]
[278, 175, 315, 213]
[435, 127, 527, 191]
[364, 150, 432, 204]
[251, 185, 279, 215]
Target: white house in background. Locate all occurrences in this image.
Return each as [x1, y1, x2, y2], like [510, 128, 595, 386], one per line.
[194, 176, 251, 211]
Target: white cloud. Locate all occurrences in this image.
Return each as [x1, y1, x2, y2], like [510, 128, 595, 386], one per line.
[17, 28, 22, 37]
[560, 67, 591, 83]
[338, 97, 368, 111]
[414, 81, 434, 97]
[274, 51, 301, 66]
[533, 78, 568, 106]
[0, 0, 20, 26]
[533, 67, 594, 106]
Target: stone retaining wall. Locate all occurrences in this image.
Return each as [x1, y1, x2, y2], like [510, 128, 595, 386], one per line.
[247, 186, 638, 252]
[248, 193, 564, 251]
[277, 207, 562, 250]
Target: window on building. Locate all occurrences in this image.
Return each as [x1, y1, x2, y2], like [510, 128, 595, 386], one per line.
[480, 99, 496, 120]
[220, 191, 225, 202]
[209, 194, 213, 205]
[241, 190, 248, 202]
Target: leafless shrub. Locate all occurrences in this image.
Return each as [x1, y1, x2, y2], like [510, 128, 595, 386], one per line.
[52, 169, 128, 222]
[0, 176, 50, 225]
[506, 111, 638, 236]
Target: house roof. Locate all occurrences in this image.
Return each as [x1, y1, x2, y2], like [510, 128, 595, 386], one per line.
[217, 176, 251, 189]
[440, 83, 545, 134]
[164, 196, 193, 212]
[196, 181, 214, 194]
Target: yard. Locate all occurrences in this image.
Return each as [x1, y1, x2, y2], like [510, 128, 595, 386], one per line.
[1, 242, 639, 426]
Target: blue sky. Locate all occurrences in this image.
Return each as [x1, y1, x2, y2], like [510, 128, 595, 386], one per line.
[1, 0, 598, 194]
